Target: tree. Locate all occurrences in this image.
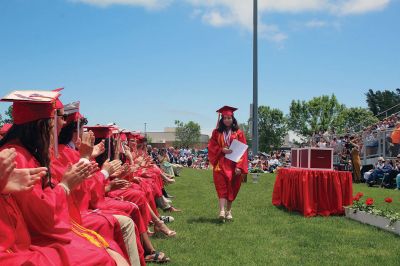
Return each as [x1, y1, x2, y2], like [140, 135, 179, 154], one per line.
[0, 106, 13, 127]
[239, 121, 251, 147]
[174, 120, 201, 148]
[333, 107, 379, 134]
[258, 106, 288, 152]
[288, 94, 345, 137]
[365, 89, 400, 118]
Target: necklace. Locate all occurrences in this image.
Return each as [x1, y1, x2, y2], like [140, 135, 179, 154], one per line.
[223, 130, 232, 146]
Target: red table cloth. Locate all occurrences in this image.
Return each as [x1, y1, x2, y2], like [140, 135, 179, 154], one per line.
[272, 168, 353, 217]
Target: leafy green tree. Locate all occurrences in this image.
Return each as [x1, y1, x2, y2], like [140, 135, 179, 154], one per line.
[288, 94, 344, 137]
[258, 106, 288, 152]
[0, 106, 13, 127]
[174, 120, 201, 148]
[365, 89, 400, 118]
[239, 121, 251, 147]
[333, 107, 379, 134]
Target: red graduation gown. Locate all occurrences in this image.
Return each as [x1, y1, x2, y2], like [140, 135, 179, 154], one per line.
[0, 195, 66, 265]
[50, 153, 128, 262]
[56, 144, 146, 266]
[208, 129, 248, 201]
[1, 142, 116, 266]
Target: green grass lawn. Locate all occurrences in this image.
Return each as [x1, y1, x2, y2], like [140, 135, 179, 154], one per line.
[152, 168, 400, 265]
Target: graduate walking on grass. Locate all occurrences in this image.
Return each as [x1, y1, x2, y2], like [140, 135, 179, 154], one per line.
[207, 106, 248, 221]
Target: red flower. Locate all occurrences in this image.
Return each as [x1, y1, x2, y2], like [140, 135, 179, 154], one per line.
[365, 198, 374, 206]
[354, 192, 364, 199]
[353, 196, 360, 202]
[385, 197, 393, 203]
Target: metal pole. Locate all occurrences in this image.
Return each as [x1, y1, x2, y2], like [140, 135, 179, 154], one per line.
[252, 0, 259, 155]
[144, 123, 147, 138]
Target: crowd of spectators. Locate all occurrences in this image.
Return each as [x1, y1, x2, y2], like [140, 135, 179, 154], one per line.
[147, 146, 210, 170]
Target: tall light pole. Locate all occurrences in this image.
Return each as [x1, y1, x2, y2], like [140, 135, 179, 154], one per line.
[144, 123, 147, 138]
[252, 0, 259, 155]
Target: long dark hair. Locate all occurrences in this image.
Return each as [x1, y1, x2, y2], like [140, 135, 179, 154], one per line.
[217, 116, 239, 133]
[59, 117, 88, 145]
[0, 119, 53, 188]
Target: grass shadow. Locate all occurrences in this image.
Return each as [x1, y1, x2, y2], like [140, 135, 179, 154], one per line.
[186, 216, 226, 225]
[274, 205, 305, 217]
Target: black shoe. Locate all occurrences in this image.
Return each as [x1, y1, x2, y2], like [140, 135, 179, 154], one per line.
[162, 188, 174, 199]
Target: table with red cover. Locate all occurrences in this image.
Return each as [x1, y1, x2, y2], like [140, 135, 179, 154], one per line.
[272, 168, 353, 217]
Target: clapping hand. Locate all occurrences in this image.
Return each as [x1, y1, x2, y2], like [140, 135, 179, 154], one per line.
[61, 161, 92, 190]
[102, 159, 122, 176]
[79, 131, 95, 159]
[0, 148, 17, 184]
[110, 178, 130, 190]
[91, 140, 106, 159]
[3, 167, 47, 194]
[111, 163, 130, 179]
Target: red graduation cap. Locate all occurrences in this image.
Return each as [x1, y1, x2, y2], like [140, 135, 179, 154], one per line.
[64, 102, 82, 124]
[85, 125, 115, 159]
[125, 132, 134, 140]
[65, 112, 82, 124]
[85, 126, 113, 139]
[119, 133, 127, 142]
[1, 90, 61, 125]
[52, 88, 64, 109]
[136, 134, 146, 143]
[216, 106, 238, 117]
[216, 106, 238, 127]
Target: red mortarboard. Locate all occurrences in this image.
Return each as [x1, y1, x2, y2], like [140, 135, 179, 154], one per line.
[65, 112, 82, 124]
[63, 102, 82, 123]
[0, 123, 12, 135]
[120, 133, 127, 142]
[52, 88, 64, 109]
[1, 90, 61, 125]
[85, 126, 113, 139]
[125, 132, 133, 140]
[216, 106, 238, 117]
[136, 134, 146, 143]
[215, 106, 238, 127]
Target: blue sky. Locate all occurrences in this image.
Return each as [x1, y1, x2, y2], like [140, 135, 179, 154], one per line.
[0, 0, 399, 135]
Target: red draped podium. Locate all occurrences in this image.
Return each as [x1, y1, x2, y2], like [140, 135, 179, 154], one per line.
[272, 168, 353, 217]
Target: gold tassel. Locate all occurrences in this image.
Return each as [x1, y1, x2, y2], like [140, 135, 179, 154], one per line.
[71, 219, 110, 248]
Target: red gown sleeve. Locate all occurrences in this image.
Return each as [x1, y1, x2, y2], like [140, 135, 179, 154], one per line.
[0, 177, 7, 194]
[12, 148, 72, 244]
[208, 129, 223, 167]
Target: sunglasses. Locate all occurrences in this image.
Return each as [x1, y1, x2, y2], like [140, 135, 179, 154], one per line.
[57, 114, 68, 121]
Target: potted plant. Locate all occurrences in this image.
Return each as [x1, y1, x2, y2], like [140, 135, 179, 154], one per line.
[249, 168, 264, 183]
[344, 192, 400, 235]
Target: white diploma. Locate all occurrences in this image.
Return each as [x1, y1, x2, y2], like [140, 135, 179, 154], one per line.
[225, 139, 248, 163]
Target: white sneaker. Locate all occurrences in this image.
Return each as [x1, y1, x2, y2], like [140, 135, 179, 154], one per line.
[218, 210, 225, 221]
[225, 210, 233, 221]
[160, 216, 174, 223]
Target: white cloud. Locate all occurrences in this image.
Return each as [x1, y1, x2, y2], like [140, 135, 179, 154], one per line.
[201, 10, 234, 27]
[336, 0, 391, 15]
[305, 19, 328, 28]
[184, 0, 391, 44]
[71, 0, 392, 44]
[70, 0, 172, 10]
